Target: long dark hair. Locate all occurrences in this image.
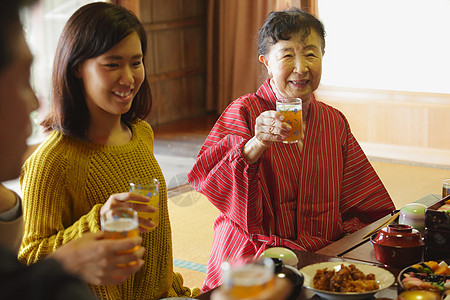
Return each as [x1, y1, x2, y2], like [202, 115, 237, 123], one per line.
[41, 2, 152, 139]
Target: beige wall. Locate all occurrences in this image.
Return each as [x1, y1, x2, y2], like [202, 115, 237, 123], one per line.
[316, 86, 450, 168]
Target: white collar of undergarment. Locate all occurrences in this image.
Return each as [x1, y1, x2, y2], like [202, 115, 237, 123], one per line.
[269, 78, 284, 99]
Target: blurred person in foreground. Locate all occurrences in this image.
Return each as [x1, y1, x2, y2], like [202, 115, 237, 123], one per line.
[0, 0, 145, 299]
[188, 7, 395, 291]
[18, 2, 199, 299]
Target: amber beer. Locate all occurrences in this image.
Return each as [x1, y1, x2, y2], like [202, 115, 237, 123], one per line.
[102, 218, 139, 239]
[276, 98, 302, 143]
[129, 178, 160, 231]
[222, 258, 275, 299]
[101, 207, 139, 263]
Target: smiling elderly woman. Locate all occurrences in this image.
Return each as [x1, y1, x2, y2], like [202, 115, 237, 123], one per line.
[188, 7, 395, 292]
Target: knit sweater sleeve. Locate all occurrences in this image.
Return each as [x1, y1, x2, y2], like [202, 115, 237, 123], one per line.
[18, 134, 102, 265]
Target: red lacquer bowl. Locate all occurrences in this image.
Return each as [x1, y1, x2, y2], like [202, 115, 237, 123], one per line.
[370, 224, 424, 268]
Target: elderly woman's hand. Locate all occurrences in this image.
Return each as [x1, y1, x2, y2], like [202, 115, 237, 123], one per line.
[255, 110, 291, 145]
[243, 111, 291, 163]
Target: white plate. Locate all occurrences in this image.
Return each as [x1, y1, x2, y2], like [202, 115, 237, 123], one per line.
[299, 261, 395, 300]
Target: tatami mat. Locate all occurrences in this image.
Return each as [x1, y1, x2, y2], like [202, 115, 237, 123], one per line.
[370, 159, 450, 208]
[168, 189, 219, 289]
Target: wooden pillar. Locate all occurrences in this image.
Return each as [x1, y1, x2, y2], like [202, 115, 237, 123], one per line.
[301, 0, 318, 16]
[275, 0, 318, 16]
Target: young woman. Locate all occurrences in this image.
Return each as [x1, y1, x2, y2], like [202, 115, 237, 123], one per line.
[18, 3, 199, 299]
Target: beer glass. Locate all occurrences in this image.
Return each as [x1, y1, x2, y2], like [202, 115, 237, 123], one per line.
[101, 207, 139, 260]
[129, 178, 160, 231]
[443, 179, 450, 198]
[221, 257, 275, 298]
[276, 98, 303, 143]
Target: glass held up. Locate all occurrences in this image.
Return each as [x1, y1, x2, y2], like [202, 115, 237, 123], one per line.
[129, 178, 160, 231]
[100, 207, 140, 266]
[276, 98, 303, 143]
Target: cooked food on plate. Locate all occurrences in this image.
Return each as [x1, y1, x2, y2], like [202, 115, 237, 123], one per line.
[313, 263, 379, 292]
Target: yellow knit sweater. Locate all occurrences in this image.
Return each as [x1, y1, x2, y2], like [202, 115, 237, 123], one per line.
[18, 119, 200, 299]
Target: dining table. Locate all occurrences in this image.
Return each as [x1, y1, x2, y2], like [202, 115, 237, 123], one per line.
[195, 193, 442, 300]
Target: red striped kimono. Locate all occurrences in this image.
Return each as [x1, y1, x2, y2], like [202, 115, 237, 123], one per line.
[188, 79, 395, 292]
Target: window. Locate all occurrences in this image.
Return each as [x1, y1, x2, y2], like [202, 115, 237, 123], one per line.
[21, 0, 104, 143]
[318, 0, 450, 94]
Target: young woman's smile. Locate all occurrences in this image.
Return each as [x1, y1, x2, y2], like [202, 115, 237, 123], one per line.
[77, 31, 145, 117]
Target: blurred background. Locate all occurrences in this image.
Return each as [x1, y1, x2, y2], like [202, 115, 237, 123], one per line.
[22, 0, 450, 168]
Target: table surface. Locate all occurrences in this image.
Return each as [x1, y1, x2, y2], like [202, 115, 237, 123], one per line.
[196, 251, 400, 300]
[195, 194, 442, 300]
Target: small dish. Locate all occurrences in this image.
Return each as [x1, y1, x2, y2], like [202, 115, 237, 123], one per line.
[397, 290, 442, 300]
[397, 260, 450, 295]
[259, 247, 299, 267]
[299, 262, 395, 300]
[271, 258, 304, 300]
[399, 203, 427, 233]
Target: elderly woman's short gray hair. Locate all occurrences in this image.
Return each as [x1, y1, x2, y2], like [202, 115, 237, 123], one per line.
[257, 7, 326, 56]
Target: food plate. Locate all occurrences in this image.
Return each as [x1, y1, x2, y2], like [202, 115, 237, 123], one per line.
[299, 262, 395, 300]
[397, 260, 450, 295]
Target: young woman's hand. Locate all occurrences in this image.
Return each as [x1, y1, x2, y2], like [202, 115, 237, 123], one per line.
[101, 192, 156, 231]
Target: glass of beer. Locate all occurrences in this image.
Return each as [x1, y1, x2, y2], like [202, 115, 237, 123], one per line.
[129, 178, 160, 231]
[443, 179, 450, 198]
[221, 257, 275, 299]
[101, 207, 139, 263]
[276, 98, 303, 143]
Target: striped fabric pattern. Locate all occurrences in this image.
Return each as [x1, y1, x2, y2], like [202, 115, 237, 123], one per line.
[188, 79, 395, 292]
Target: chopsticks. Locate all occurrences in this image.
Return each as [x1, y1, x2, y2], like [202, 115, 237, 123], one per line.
[362, 211, 399, 240]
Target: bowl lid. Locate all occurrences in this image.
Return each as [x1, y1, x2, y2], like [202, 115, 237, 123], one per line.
[371, 224, 424, 247]
[399, 203, 427, 219]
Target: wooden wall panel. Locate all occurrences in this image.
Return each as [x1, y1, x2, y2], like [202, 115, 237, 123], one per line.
[139, 0, 207, 126]
[141, 0, 180, 22]
[153, 79, 184, 122]
[153, 30, 183, 73]
[182, 27, 206, 69]
[183, 74, 206, 114]
[428, 106, 450, 150]
[316, 86, 450, 167]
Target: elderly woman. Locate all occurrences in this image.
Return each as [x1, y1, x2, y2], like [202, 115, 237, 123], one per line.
[188, 7, 395, 292]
